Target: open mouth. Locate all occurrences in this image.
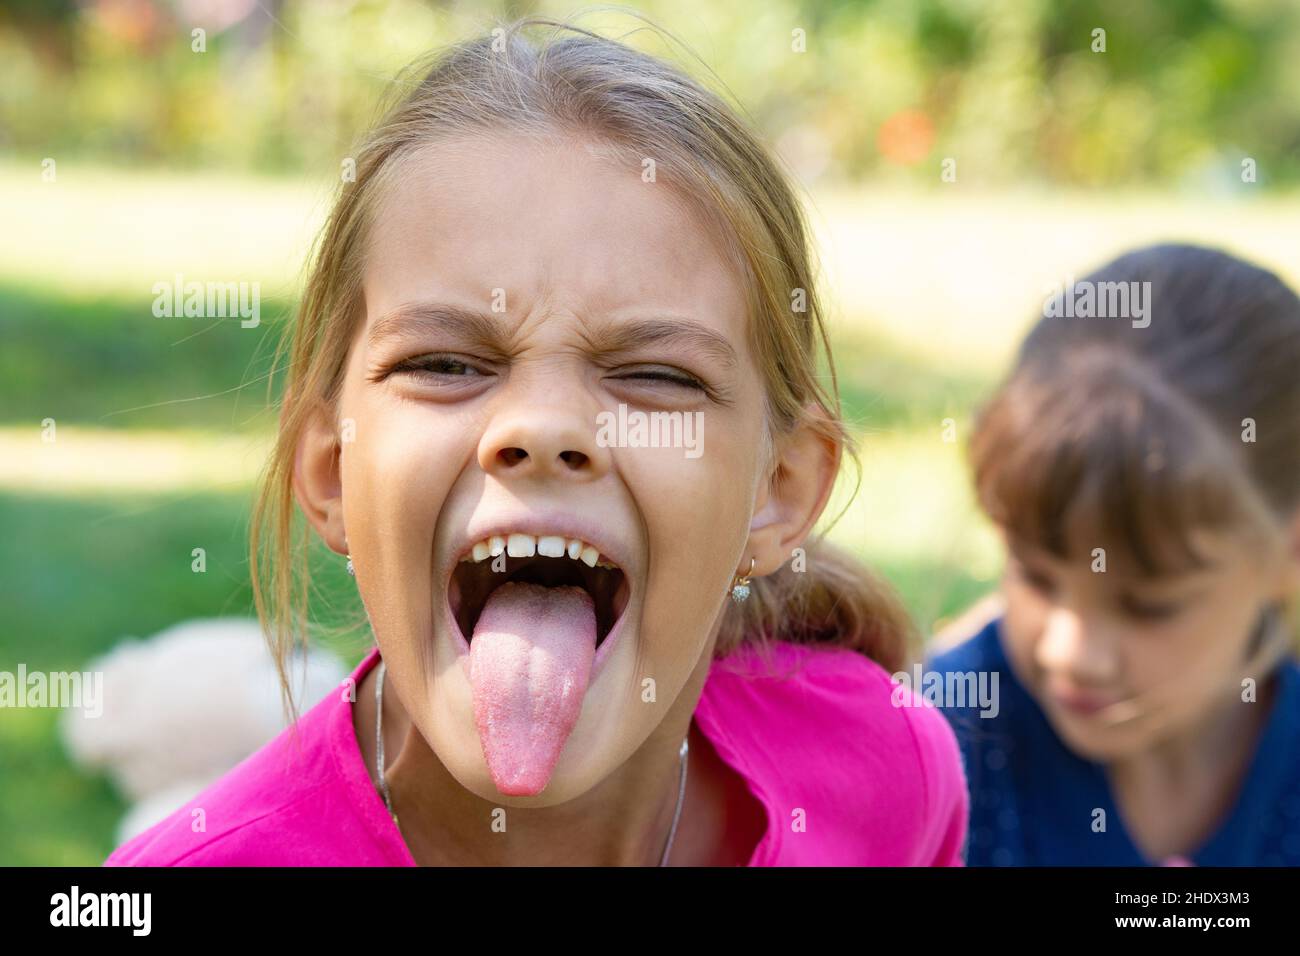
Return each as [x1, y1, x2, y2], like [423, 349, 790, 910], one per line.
[448, 550, 630, 650]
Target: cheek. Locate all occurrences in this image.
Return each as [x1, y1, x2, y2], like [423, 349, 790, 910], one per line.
[1165, 596, 1262, 676]
[624, 397, 761, 545]
[628, 421, 761, 658]
[340, 402, 468, 596]
[999, 577, 1050, 670]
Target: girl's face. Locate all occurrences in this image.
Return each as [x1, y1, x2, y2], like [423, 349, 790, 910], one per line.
[295, 132, 832, 804]
[997, 527, 1291, 761]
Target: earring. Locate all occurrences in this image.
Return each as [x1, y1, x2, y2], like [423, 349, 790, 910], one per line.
[730, 556, 755, 602]
[346, 554, 355, 577]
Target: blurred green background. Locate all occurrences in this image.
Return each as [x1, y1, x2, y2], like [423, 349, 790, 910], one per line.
[3, 0, 1299, 865]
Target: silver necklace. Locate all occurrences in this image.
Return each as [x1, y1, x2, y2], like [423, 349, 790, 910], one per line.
[375, 658, 689, 866]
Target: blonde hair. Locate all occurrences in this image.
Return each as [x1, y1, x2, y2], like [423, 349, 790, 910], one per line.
[251, 13, 915, 724]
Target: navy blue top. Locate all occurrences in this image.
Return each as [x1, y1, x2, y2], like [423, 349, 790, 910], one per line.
[927, 615, 1300, 865]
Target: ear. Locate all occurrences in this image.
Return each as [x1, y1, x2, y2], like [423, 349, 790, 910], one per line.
[744, 402, 840, 577]
[292, 401, 348, 556]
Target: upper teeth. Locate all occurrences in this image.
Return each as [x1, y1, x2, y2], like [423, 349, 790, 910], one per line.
[460, 533, 618, 569]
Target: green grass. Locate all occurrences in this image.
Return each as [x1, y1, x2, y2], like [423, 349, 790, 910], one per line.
[0, 490, 255, 865]
[0, 281, 288, 432]
[0, 489, 370, 866]
[0, 491, 258, 668]
[829, 327, 992, 433]
[1, 704, 127, 867]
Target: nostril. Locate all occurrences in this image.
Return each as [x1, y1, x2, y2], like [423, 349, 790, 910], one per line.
[497, 448, 528, 467]
[493, 448, 590, 471]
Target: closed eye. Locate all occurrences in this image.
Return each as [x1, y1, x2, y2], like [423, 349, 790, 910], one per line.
[389, 354, 490, 379]
[1011, 559, 1056, 596]
[612, 368, 707, 390]
[381, 357, 727, 403]
[1119, 595, 1183, 621]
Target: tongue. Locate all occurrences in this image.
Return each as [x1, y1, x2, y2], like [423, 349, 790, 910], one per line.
[468, 580, 597, 796]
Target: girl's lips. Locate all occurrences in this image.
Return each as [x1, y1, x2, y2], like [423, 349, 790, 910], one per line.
[442, 569, 633, 685]
[1050, 688, 1117, 716]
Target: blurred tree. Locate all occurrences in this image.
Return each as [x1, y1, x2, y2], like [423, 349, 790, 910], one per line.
[0, 0, 1296, 186]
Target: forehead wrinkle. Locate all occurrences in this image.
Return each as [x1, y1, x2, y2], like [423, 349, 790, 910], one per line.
[367, 300, 739, 371]
[367, 302, 507, 353]
[580, 315, 740, 369]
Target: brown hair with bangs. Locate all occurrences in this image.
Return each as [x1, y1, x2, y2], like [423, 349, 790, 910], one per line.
[971, 243, 1300, 582]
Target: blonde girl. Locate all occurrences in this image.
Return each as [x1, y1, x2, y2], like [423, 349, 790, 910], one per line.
[106, 15, 966, 867]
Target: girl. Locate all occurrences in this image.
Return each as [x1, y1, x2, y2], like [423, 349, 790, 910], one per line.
[103, 15, 966, 867]
[928, 243, 1300, 866]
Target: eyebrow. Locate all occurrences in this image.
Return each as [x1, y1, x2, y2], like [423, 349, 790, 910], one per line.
[1008, 541, 1219, 583]
[367, 302, 739, 369]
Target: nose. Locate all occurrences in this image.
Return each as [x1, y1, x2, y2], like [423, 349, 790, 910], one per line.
[477, 396, 612, 483]
[1035, 606, 1119, 685]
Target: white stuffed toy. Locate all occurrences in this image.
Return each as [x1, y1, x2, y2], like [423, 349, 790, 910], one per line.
[60, 618, 347, 847]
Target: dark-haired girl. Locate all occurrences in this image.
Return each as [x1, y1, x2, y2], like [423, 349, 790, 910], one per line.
[929, 243, 1300, 865]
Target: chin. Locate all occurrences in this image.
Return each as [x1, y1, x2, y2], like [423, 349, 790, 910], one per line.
[1043, 706, 1149, 762]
